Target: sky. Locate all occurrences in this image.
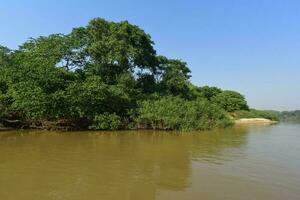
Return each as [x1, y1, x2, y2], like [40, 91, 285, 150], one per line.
[1, 0, 299, 111]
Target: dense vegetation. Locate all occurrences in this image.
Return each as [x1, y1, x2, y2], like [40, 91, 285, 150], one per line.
[279, 110, 300, 122]
[0, 18, 252, 130]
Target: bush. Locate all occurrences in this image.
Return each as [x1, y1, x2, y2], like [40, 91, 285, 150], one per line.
[89, 113, 122, 130]
[136, 96, 233, 131]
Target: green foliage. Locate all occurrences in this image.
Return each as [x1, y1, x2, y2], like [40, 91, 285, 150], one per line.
[66, 76, 132, 119]
[8, 82, 47, 120]
[137, 96, 233, 131]
[234, 109, 279, 121]
[0, 46, 11, 67]
[90, 113, 122, 130]
[212, 90, 249, 112]
[75, 18, 157, 84]
[0, 17, 249, 131]
[159, 57, 191, 97]
[189, 85, 222, 100]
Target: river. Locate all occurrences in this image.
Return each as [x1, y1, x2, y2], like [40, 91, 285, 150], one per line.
[0, 123, 299, 200]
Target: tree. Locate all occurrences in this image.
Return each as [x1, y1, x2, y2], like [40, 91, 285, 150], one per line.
[136, 73, 157, 94]
[0, 46, 11, 66]
[212, 90, 249, 112]
[71, 18, 158, 84]
[158, 57, 191, 96]
[0, 17, 251, 130]
[190, 85, 222, 100]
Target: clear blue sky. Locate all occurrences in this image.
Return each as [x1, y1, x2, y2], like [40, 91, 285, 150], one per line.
[1, 0, 299, 111]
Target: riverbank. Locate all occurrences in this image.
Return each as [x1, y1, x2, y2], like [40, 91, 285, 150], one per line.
[1, 119, 277, 132]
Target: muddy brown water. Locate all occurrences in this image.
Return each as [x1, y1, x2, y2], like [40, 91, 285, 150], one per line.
[0, 123, 300, 200]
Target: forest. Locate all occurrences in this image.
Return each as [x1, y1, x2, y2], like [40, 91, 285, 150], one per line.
[279, 111, 300, 122]
[0, 18, 275, 131]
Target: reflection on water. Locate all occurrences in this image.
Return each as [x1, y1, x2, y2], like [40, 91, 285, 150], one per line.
[0, 124, 299, 200]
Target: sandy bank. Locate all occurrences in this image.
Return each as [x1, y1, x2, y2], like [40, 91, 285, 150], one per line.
[235, 118, 278, 125]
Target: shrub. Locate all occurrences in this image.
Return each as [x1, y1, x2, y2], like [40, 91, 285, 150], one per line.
[137, 96, 233, 131]
[90, 113, 122, 130]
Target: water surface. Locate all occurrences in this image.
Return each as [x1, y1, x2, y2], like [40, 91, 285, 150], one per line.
[0, 124, 299, 200]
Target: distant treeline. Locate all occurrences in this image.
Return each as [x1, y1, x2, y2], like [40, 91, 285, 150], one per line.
[0, 18, 265, 131]
[279, 111, 300, 122]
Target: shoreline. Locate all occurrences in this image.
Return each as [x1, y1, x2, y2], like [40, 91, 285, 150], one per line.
[235, 118, 278, 125]
[1, 118, 279, 132]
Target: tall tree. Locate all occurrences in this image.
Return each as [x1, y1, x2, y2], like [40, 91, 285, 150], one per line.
[71, 18, 157, 84]
[212, 90, 249, 112]
[0, 45, 11, 68]
[159, 57, 191, 96]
